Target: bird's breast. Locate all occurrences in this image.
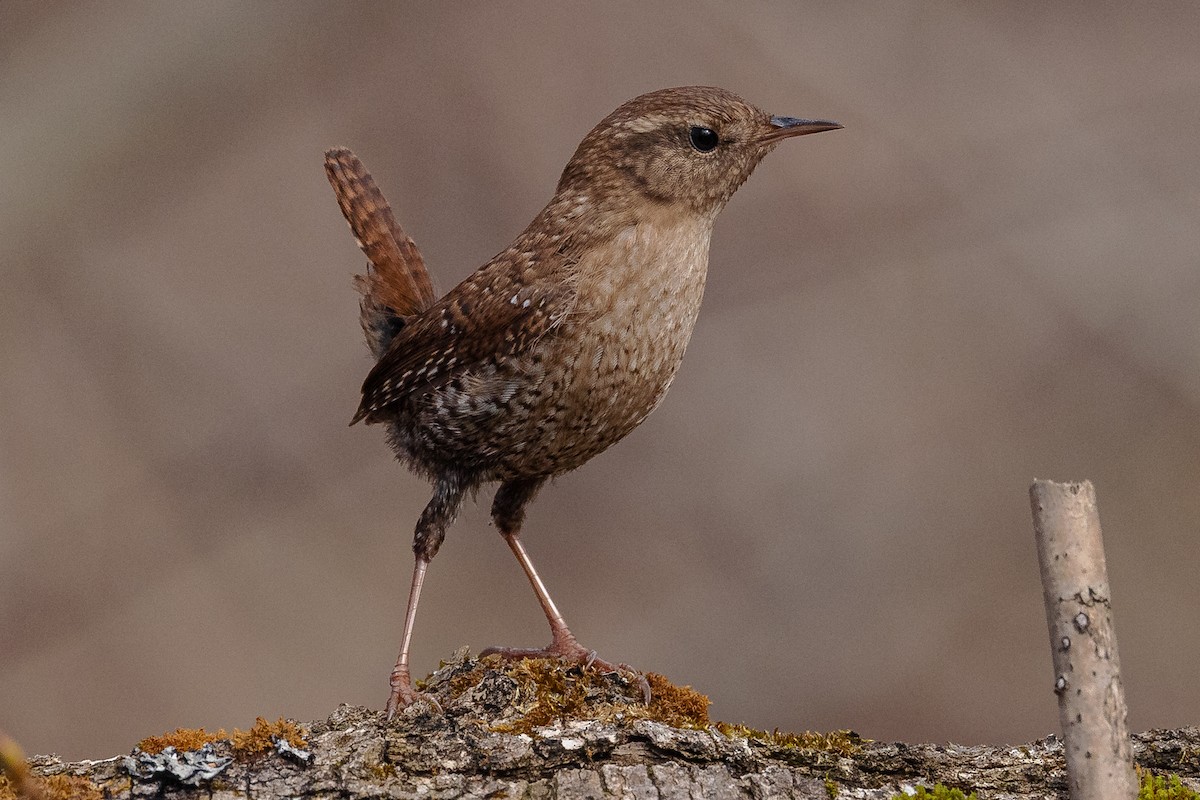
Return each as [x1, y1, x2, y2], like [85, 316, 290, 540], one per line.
[532, 211, 713, 462]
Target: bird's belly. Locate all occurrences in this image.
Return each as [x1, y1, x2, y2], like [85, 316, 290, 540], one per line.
[538, 311, 696, 465]
[401, 292, 704, 481]
[490, 255, 708, 476]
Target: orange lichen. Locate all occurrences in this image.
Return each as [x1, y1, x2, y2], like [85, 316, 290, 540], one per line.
[136, 727, 227, 755]
[135, 717, 306, 759]
[0, 733, 103, 800]
[37, 775, 103, 800]
[1, 733, 102, 800]
[231, 717, 308, 757]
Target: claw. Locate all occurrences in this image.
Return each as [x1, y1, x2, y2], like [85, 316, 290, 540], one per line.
[386, 664, 443, 718]
[385, 690, 442, 720]
[622, 665, 652, 704]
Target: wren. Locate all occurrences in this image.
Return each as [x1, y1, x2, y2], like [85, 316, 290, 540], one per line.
[324, 86, 840, 716]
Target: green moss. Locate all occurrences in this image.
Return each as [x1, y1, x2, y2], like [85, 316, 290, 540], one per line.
[891, 784, 978, 800]
[1139, 771, 1200, 799]
[481, 657, 710, 734]
[420, 654, 863, 760]
[713, 722, 862, 756]
[644, 672, 712, 728]
[824, 773, 839, 798]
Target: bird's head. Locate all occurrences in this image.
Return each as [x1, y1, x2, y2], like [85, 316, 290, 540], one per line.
[556, 86, 841, 219]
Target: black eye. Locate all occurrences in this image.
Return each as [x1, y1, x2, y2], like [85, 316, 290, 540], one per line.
[689, 126, 719, 152]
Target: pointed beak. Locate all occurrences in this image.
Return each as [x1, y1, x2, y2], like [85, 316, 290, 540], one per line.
[762, 116, 843, 142]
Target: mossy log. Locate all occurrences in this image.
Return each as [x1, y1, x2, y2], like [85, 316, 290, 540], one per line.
[10, 652, 1200, 799]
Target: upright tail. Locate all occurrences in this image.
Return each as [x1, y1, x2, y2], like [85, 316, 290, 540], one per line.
[324, 148, 437, 358]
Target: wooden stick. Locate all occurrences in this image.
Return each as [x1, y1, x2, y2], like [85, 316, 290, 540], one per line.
[1030, 479, 1136, 799]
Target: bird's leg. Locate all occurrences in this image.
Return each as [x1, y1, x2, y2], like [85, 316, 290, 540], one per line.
[386, 475, 465, 718]
[387, 555, 431, 716]
[481, 479, 651, 701]
[496, 529, 584, 656]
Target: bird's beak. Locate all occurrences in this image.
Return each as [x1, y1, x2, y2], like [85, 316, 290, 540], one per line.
[761, 116, 843, 142]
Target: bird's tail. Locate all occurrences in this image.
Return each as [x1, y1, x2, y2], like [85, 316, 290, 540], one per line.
[324, 147, 437, 358]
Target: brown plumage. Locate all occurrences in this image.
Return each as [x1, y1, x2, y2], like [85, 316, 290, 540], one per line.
[324, 86, 841, 716]
[324, 149, 437, 356]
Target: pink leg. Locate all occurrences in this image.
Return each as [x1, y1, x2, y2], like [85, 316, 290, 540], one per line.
[385, 556, 441, 718]
[481, 532, 651, 702]
[384, 477, 464, 716]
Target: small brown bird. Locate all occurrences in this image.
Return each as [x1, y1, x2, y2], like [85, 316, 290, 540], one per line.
[325, 86, 840, 716]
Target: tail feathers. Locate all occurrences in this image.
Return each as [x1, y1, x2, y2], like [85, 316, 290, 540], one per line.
[324, 148, 437, 355]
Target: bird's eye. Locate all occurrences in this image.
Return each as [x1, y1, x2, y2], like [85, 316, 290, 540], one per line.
[689, 126, 719, 153]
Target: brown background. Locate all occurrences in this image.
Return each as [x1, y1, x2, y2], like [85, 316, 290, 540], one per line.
[3, 3, 1198, 761]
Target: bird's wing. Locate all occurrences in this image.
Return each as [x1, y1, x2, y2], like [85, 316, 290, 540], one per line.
[324, 148, 437, 355]
[351, 264, 575, 425]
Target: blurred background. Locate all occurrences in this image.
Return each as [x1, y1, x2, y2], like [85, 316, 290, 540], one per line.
[3, 2, 1199, 761]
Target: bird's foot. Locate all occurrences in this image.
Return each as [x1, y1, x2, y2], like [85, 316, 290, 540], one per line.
[385, 664, 443, 719]
[480, 633, 652, 703]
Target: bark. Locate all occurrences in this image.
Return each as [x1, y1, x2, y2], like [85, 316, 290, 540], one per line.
[1030, 480, 1137, 799]
[15, 653, 1200, 800]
